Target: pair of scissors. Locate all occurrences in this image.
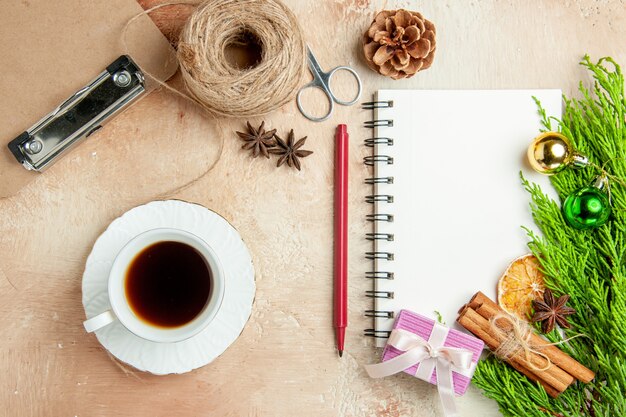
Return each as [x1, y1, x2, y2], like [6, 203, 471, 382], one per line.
[297, 46, 362, 122]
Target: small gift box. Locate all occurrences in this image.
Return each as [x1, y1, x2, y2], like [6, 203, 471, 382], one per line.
[365, 310, 484, 416]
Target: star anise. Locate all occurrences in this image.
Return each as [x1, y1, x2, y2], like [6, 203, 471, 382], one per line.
[531, 289, 576, 334]
[269, 129, 313, 171]
[236, 121, 277, 158]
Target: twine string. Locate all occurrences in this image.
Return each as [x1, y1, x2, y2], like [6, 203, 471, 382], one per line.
[179, 0, 306, 117]
[591, 158, 626, 206]
[121, 2, 199, 103]
[489, 313, 585, 372]
[118, 0, 306, 200]
[122, 0, 306, 117]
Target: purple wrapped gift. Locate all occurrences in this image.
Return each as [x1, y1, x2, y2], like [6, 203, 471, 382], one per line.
[365, 309, 485, 417]
[381, 309, 484, 395]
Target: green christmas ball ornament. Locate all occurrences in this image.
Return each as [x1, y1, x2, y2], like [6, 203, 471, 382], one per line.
[562, 176, 611, 230]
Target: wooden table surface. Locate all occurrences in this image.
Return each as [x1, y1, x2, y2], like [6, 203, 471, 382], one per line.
[2, 1, 625, 416]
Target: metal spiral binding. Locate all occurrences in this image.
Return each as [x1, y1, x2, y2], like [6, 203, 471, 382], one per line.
[365, 195, 393, 203]
[365, 137, 394, 147]
[364, 119, 393, 128]
[364, 329, 392, 338]
[364, 155, 393, 166]
[366, 213, 394, 222]
[365, 290, 394, 299]
[365, 177, 394, 184]
[362, 100, 394, 109]
[365, 271, 394, 279]
[365, 251, 394, 260]
[365, 310, 394, 318]
[364, 103, 395, 340]
[366, 233, 394, 241]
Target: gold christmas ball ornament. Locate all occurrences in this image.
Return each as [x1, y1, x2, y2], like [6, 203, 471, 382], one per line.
[527, 132, 588, 175]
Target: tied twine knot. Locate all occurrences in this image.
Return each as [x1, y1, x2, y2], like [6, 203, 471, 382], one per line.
[488, 313, 583, 372]
[490, 313, 550, 368]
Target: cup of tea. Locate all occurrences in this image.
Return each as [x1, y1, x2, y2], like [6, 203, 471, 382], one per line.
[83, 228, 225, 343]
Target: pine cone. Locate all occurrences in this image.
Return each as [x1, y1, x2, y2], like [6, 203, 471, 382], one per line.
[362, 9, 436, 80]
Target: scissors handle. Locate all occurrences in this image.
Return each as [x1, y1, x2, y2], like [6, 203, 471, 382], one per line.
[327, 66, 362, 106]
[297, 82, 335, 122]
[297, 66, 362, 122]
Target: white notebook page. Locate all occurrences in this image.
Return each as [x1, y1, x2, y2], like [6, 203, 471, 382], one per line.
[372, 90, 561, 347]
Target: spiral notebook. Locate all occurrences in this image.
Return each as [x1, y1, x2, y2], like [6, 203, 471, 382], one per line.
[363, 89, 562, 347]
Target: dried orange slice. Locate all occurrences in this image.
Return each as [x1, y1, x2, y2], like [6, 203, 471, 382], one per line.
[497, 254, 546, 320]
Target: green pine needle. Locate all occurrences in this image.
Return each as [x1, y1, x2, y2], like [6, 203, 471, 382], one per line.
[472, 56, 626, 416]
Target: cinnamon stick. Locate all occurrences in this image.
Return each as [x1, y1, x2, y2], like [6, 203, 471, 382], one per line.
[457, 307, 561, 398]
[468, 292, 595, 383]
[458, 307, 572, 394]
[475, 303, 574, 389]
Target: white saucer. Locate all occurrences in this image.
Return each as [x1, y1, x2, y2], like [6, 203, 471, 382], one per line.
[82, 200, 255, 375]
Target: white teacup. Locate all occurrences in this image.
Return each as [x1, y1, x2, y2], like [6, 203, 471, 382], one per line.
[83, 228, 225, 343]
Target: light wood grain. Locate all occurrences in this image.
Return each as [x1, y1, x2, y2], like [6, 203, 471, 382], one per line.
[1, 1, 625, 416]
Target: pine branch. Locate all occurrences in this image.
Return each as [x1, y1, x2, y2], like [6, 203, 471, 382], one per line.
[472, 56, 626, 416]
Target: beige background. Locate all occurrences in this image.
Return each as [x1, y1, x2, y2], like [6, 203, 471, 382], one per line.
[1, 1, 625, 416]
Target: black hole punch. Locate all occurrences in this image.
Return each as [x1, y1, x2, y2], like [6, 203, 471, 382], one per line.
[364, 329, 392, 338]
[365, 271, 394, 280]
[364, 155, 394, 166]
[365, 252, 394, 261]
[366, 214, 394, 222]
[362, 101, 394, 109]
[365, 290, 394, 299]
[365, 137, 394, 147]
[365, 177, 394, 184]
[365, 310, 394, 318]
[365, 195, 394, 204]
[366, 233, 394, 241]
[364, 119, 393, 128]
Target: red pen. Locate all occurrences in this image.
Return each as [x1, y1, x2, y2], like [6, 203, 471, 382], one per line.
[335, 124, 349, 357]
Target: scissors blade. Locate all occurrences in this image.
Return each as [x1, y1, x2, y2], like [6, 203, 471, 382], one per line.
[306, 45, 325, 77]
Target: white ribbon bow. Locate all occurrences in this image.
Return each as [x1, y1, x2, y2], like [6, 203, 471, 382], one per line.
[364, 326, 474, 417]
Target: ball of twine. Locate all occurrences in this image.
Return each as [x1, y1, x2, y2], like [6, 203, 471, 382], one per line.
[176, 0, 307, 117]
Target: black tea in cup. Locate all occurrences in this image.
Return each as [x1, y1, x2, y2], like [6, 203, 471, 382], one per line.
[125, 241, 212, 328]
